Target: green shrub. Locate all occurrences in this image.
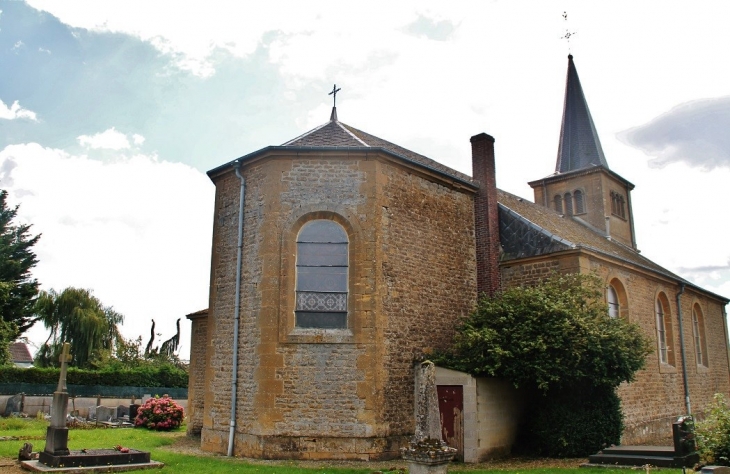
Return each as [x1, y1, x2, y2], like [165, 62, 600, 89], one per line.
[696, 393, 730, 466]
[0, 363, 188, 388]
[134, 395, 184, 431]
[516, 383, 623, 458]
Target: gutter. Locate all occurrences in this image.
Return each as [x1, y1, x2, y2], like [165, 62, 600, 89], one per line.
[228, 161, 246, 457]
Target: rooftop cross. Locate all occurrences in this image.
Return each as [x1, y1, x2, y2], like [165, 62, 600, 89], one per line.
[561, 11, 577, 52]
[328, 84, 341, 107]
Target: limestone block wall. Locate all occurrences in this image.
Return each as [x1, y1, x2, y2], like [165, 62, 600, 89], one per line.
[379, 161, 477, 437]
[186, 313, 208, 435]
[501, 253, 730, 445]
[200, 152, 479, 460]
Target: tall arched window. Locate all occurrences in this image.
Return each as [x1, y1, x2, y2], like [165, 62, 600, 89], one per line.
[692, 304, 708, 367]
[606, 278, 628, 319]
[554, 195, 563, 214]
[295, 220, 348, 328]
[655, 293, 674, 366]
[563, 192, 573, 215]
[573, 190, 585, 214]
[607, 285, 619, 318]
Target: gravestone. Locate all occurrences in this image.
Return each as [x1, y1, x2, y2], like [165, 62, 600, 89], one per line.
[96, 406, 117, 422]
[401, 361, 456, 474]
[130, 404, 140, 422]
[88, 405, 97, 420]
[117, 405, 130, 419]
[4, 393, 23, 416]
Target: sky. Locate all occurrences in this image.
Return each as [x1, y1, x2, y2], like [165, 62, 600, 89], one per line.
[2, 0, 729, 358]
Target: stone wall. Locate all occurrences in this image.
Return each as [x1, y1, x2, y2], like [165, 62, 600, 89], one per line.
[200, 151, 477, 459]
[186, 312, 207, 435]
[500, 252, 730, 445]
[379, 160, 477, 438]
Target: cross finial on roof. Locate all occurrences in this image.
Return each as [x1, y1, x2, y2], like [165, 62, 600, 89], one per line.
[328, 84, 341, 107]
[561, 11, 577, 53]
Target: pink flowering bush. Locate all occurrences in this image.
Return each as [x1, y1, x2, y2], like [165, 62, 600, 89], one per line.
[134, 395, 184, 431]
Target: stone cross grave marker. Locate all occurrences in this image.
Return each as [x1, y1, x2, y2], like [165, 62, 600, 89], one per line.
[44, 342, 72, 456]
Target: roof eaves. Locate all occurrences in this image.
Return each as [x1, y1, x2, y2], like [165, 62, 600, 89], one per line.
[208, 146, 477, 189]
[528, 165, 635, 190]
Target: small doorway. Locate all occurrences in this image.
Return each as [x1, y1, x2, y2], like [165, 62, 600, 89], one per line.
[437, 385, 464, 461]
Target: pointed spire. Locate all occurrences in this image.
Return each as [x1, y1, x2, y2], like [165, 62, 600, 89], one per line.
[555, 55, 608, 173]
[330, 106, 338, 122]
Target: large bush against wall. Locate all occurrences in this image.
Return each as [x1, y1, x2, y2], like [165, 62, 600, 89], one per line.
[435, 272, 652, 457]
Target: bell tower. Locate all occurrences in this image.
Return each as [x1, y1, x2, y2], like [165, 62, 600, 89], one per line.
[529, 55, 637, 249]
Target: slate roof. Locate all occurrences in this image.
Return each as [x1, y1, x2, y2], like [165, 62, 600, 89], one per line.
[281, 108, 474, 184]
[10, 342, 33, 364]
[555, 55, 609, 173]
[497, 189, 729, 302]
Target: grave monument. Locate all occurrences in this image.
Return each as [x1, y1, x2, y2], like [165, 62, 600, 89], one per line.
[401, 361, 456, 474]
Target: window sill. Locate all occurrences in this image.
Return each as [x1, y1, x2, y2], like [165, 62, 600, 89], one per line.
[285, 327, 354, 344]
[696, 364, 709, 374]
[659, 362, 677, 374]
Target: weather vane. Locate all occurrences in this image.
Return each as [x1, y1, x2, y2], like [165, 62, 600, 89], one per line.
[329, 84, 341, 107]
[561, 11, 577, 53]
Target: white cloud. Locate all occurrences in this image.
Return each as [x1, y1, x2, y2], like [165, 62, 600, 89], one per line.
[0, 143, 215, 357]
[0, 99, 38, 121]
[77, 127, 131, 150]
[618, 97, 730, 170]
[132, 133, 145, 146]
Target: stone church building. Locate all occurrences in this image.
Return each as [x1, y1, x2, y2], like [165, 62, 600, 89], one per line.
[186, 56, 730, 460]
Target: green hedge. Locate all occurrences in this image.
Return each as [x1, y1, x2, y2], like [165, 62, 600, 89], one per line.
[0, 364, 188, 388]
[515, 383, 623, 457]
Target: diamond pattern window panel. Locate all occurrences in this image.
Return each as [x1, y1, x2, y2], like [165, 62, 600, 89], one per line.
[295, 220, 349, 329]
[297, 292, 347, 312]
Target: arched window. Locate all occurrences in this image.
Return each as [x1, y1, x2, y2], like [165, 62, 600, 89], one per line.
[573, 190, 585, 214]
[295, 220, 348, 328]
[655, 293, 674, 366]
[606, 278, 628, 319]
[610, 191, 627, 219]
[692, 304, 708, 367]
[554, 195, 563, 214]
[607, 285, 619, 318]
[563, 192, 573, 215]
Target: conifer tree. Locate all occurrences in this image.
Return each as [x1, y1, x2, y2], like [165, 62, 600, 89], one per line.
[0, 190, 40, 338]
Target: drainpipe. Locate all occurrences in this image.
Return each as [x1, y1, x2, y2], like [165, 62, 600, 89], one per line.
[676, 283, 691, 414]
[626, 182, 637, 249]
[722, 305, 730, 390]
[228, 162, 246, 457]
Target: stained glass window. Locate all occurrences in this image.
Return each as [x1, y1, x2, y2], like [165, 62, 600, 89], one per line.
[295, 220, 348, 329]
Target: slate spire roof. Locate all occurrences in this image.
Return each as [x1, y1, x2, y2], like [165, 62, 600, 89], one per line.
[555, 55, 609, 173]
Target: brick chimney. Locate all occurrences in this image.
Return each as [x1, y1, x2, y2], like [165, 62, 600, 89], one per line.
[471, 133, 500, 297]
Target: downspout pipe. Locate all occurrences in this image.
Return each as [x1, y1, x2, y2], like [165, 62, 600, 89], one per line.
[228, 162, 246, 457]
[676, 283, 691, 414]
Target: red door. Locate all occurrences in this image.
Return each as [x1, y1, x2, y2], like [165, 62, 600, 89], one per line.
[437, 385, 464, 461]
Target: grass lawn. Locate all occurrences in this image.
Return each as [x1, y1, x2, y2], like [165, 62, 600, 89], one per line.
[0, 418, 684, 474]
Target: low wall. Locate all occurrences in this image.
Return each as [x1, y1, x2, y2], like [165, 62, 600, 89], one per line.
[435, 367, 527, 463]
[1, 394, 188, 419]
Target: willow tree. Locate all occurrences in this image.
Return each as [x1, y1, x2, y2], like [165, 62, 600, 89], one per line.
[34, 287, 124, 368]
